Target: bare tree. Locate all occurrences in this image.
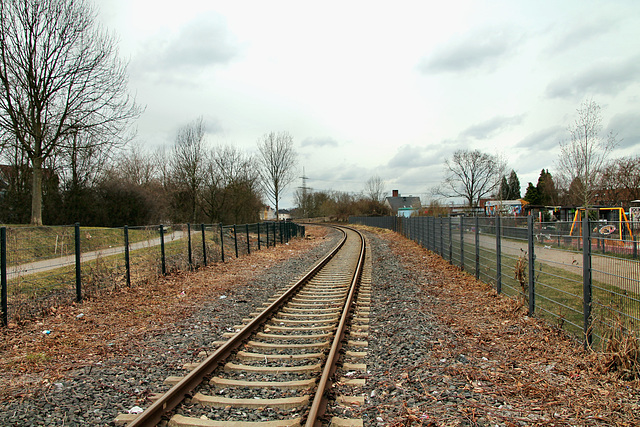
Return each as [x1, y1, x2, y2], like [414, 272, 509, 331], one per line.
[0, 0, 141, 225]
[364, 175, 387, 203]
[0, 142, 34, 222]
[115, 142, 159, 188]
[97, 143, 167, 225]
[599, 156, 640, 205]
[202, 145, 261, 224]
[170, 117, 207, 223]
[62, 134, 106, 190]
[437, 149, 506, 207]
[257, 131, 297, 218]
[557, 99, 618, 208]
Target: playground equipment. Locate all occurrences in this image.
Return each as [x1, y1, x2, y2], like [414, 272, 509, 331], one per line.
[569, 207, 634, 241]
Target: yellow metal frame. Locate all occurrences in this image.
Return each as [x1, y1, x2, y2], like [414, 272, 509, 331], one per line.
[569, 207, 633, 241]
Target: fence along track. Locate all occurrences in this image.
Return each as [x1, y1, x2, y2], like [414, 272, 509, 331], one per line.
[116, 226, 365, 426]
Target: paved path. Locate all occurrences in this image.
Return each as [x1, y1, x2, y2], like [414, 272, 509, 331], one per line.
[7, 231, 188, 281]
[470, 232, 640, 292]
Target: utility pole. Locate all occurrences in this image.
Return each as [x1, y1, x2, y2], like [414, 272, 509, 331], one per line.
[298, 167, 310, 218]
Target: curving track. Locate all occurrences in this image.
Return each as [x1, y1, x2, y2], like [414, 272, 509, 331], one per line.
[115, 226, 371, 426]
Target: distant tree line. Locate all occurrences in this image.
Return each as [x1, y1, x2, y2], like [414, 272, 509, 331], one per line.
[434, 99, 639, 210]
[292, 187, 391, 221]
[0, 0, 299, 227]
[0, 116, 269, 226]
[521, 156, 640, 207]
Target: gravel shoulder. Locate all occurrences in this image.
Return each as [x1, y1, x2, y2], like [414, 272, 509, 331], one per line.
[0, 224, 638, 426]
[356, 226, 639, 426]
[0, 226, 341, 425]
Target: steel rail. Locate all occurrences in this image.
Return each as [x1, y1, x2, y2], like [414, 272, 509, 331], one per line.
[305, 226, 366, 426]
[126, 226, 348, 427]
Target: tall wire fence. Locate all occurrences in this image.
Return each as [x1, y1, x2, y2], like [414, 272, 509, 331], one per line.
[350, 215, 640, 348]
[0, 221, 304, 326]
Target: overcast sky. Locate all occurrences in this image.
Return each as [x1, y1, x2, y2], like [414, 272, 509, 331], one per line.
[98, 0, 640, 208]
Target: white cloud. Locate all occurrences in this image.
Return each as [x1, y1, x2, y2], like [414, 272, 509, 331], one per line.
[96, 0, 640, 208]
[460, 115, 525, 140]
[515, 126, 565, 150]
[418, 26, 523, 74]
[545, 55, 640, 99]
[132, 12, 239, 79]
[387, 145, 447, 169]
[545, 18, 616, 55]
[301, 137, 339, 148]
[608, 112, 640, 151]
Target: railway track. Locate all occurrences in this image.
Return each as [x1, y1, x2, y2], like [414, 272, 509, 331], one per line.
[115, 226, 371, 426]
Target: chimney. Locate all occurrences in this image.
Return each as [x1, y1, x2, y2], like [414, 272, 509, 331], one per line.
[392, 190, 399, 197]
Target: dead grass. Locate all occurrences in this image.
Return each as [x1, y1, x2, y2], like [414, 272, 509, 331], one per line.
[4, 223, 638, 424]
[514, 252, 528, 305]
[599, 315, 640, 380]
[0, 226, 330, 401]
[363, 225, 640, 426]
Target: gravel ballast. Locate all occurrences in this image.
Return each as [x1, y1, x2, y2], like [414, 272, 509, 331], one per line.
[0, 228, 341, 426]
[1, 225, 638, 426]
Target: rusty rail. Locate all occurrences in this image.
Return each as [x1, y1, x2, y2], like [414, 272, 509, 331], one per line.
[126, 227, 348, 426]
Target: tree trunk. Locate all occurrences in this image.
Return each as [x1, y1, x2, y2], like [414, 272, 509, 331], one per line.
[31, 157, 43, 225]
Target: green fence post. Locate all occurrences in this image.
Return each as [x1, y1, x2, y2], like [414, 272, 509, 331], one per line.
[273, 222, 277, 247]
[187, 223, 193, 268]
[160, 224, 166, 275]
[257, 223, 261, 250]
[432, 217, 436, 252]
[201, 224, 207, 266]
[583, 216, 593, 349]
[475, 216, 480, 279]
[424, 217, 428, 248]
[424, 217, 428, 250]
[246, 224, 251, 254]
[448, 217, 453, 262]
[528, 216, 535, 316]
[75, 223, 82, 302]
[410, 217, 414, 242]
[496, 216, 502, 294]
[124, 225, 131, 287]
[266, 222, 270, 247]
[460, 216, 465, 271]
[1, 227, 7, 327]
[439, 217, 444, 256]
[233, 225, 238, 258]
[219, 224, 225, 262]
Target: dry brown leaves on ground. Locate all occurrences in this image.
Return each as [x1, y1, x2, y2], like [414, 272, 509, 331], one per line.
[369, 226, 640, 426]
[0, 227, 331, 401]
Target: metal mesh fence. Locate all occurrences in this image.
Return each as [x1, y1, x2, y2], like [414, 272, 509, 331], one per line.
[0, 221, 304, 326]
[349, 215, 640, 348]
[5, 225, 77, 322]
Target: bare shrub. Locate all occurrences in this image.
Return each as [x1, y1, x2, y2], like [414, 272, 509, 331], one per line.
[598, 314, 640, 380]
[514, 253, 528, 305]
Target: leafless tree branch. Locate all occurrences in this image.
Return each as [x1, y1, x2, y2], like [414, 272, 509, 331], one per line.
[0, 0, 142, 224]
[257, 131, 297, 217]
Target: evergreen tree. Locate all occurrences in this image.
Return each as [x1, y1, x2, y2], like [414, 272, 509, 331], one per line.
[507, 170, 521, 199]
[499, 176, 509, 199]
[536, 169, 558, 206]
[523, 182, 541, 205]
